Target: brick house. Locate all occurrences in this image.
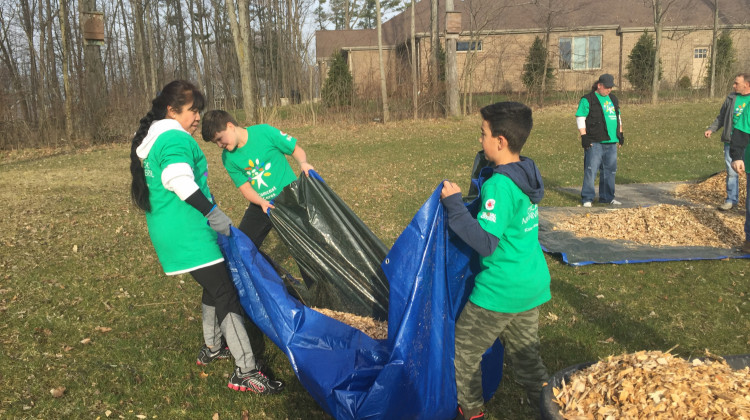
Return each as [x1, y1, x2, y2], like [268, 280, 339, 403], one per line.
[315, 0, 750, 95]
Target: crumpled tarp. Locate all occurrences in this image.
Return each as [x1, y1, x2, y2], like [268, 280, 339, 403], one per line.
[268, 171, 389, 320]
[217, 182, 503, 420]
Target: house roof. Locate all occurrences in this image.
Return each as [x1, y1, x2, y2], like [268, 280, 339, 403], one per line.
[316, 0, 750, 60]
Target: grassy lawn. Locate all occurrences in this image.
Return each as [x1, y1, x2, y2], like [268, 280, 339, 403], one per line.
[1, 99, 748, 419]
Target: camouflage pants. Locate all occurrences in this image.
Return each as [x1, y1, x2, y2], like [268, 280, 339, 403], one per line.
[454, 302, 549, 412]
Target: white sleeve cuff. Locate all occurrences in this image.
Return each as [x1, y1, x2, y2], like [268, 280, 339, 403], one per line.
[576, 117, 586, 130]
[162, 163, 199, 200]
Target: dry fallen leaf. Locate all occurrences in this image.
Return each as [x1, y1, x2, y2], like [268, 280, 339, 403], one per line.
[50, 387, 66, 398]
[95, 326, 112, 333]
[80, 338, 91, 345]
[105, 409, 112, 417]
[241, 410, 249, 420]
[199, 371, 209, 379]
[212, 413, 219, 420]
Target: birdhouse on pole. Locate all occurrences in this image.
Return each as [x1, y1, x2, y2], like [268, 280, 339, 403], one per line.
[82, 11, 104, 45]
[445, 11, 461, 39]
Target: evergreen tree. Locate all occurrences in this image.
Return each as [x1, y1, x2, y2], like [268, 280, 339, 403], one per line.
[625, 31, 662, 92]
[322, 51, 354, 107]
[704, 31, 736, 90]
[521, 36, 554, 93]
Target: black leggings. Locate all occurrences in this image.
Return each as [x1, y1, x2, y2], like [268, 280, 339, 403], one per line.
[190, 262, 243, 324]
[239, 203, 273, 248]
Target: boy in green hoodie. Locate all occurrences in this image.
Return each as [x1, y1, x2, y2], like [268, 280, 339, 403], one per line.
[441, 102, 551, 420]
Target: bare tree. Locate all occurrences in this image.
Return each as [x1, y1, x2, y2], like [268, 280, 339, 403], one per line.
[709, 0, 718, 98]
[648, 0, 685, 104]
[445, 0, 458, 116]
[410, 0, 417, 119]
[59, 0, 74, 140]
[225, 0, 257, 122]
[375, 0, 389, 122]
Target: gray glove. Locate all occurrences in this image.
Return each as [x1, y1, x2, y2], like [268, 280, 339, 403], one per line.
[206, 206, 232, 236]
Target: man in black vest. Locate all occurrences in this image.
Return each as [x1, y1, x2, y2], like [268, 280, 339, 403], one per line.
[575, 73, 624, 207]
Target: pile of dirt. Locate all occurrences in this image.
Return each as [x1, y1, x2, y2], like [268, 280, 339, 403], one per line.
[553, 350, 750, 419]
[312, 307, 388, 340]
[552, 204, 744, 248]
[674, 171, 746, 209]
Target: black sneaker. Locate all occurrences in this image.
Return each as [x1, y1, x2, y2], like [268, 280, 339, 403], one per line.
[196, 344, 231, 366]
[228, 367, 285, 394]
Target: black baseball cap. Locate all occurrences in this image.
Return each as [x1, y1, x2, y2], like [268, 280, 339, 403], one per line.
[597, 74, 616, 88]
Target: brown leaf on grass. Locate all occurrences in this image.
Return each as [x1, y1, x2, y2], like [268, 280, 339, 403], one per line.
[80, 338, 91, 344]
[50, 387, 66, 398]
[62, 345, 73, 352]
[94, 326, 112, 333]
[241, 410, 249, 420]
[199, 371, 209, 379]
[212, 413, 219, 420]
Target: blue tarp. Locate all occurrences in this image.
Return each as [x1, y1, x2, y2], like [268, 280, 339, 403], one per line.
[218, 184, 503, 420]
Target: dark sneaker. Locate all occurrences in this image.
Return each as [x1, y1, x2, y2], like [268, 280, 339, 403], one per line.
[228, 367, 285, 394]
[455, 405, 484, 420]
[196, 344, 231, 366]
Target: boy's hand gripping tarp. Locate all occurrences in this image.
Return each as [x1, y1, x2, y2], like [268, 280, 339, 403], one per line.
[217, 183, 503, 420]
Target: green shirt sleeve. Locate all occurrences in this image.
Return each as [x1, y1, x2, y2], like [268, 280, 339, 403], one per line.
[575, 97, 590, 118]
[155, 131, 195, 168]
[222, 150, 250, 188]
[267, 125, 297, 155]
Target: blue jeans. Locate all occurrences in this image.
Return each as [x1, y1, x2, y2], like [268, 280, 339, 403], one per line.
[581, 142, 618, 203]
[724, 142, 739, 204]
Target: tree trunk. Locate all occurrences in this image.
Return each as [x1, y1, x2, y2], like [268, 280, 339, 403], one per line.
[226, 0, 256, 122]
[429, 0, 438, 89]
[445, 0, 458, 117]
[129, 0, 149, 98]
[59, 0, 74, 141]
[375, 0, 389, 123]
[540, 26, 551, 107]
[19, 0, 39, 125]
[81, 0, 108, 141]
[709, 0, 718, 97]
[651, 0, 662, 104]
[145, 0, 158, 95]
[411, 0, 418, 119]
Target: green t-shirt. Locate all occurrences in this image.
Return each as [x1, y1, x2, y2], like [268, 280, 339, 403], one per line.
[143, 130, 224, 275]
[733, 94, 750, 134]
[576, 92, 619, 143]
[470, 174, 551, 313]
[222, 124, 298, 200]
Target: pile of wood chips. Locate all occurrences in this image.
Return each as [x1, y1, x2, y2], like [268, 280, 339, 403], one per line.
[674, 171, 746, 209]
[552, 204, 744, 248]
[312, 307, 388, 340]
[552, 350, 750, 419]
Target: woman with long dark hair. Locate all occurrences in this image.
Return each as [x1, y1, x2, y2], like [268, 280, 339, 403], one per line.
[129, 80, 283, 394]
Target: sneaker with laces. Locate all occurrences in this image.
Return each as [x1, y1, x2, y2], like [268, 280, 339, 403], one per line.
[582, 202, 592, 208]
[196, 343, 231, 366]
[228, 367, 285, 394]
[609, 199, 622, 205]
[718, 202, 734, 211]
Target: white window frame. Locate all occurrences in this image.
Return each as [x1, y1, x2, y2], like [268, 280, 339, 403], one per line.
[558, 35, 602, 71]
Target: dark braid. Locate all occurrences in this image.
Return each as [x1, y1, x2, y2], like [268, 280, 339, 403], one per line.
[129, 80, 205, 212]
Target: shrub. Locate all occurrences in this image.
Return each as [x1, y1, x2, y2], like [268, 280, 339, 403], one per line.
[322, 50, 354, 107]
[677, 75, 692, 90]
[704, 31, 736, 90]
[522, 36, 555, 93]
[625, 31, 662, 92]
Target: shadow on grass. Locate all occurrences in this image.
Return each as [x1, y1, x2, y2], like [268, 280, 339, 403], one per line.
[545, 274, 674, 372]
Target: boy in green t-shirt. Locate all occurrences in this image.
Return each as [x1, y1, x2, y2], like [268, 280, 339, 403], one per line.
[441, 102, 551, 420]
[201, 110, 315, 248]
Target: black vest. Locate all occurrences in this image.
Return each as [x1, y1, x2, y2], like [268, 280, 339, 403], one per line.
[583, 91, 620, 142]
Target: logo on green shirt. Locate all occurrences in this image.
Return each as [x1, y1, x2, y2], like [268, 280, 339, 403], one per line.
[244, 159, 272, 188]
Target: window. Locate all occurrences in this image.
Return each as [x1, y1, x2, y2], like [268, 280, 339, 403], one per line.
[694, 47, 708, 59]
[456, 41, 482, 52]
[559, 36, 602, 70]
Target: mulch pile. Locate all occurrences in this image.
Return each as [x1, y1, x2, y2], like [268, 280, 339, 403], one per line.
[312, 307, 388, 340]
[552, 350, 750, 419]
[674, 171, 746, 210]
[552, 204, 744, 248]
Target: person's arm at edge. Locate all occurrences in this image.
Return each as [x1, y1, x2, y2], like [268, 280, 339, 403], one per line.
[291, 145, 315, 176]
[239, 182, 274, 214]
[730, 128, 750, 173]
